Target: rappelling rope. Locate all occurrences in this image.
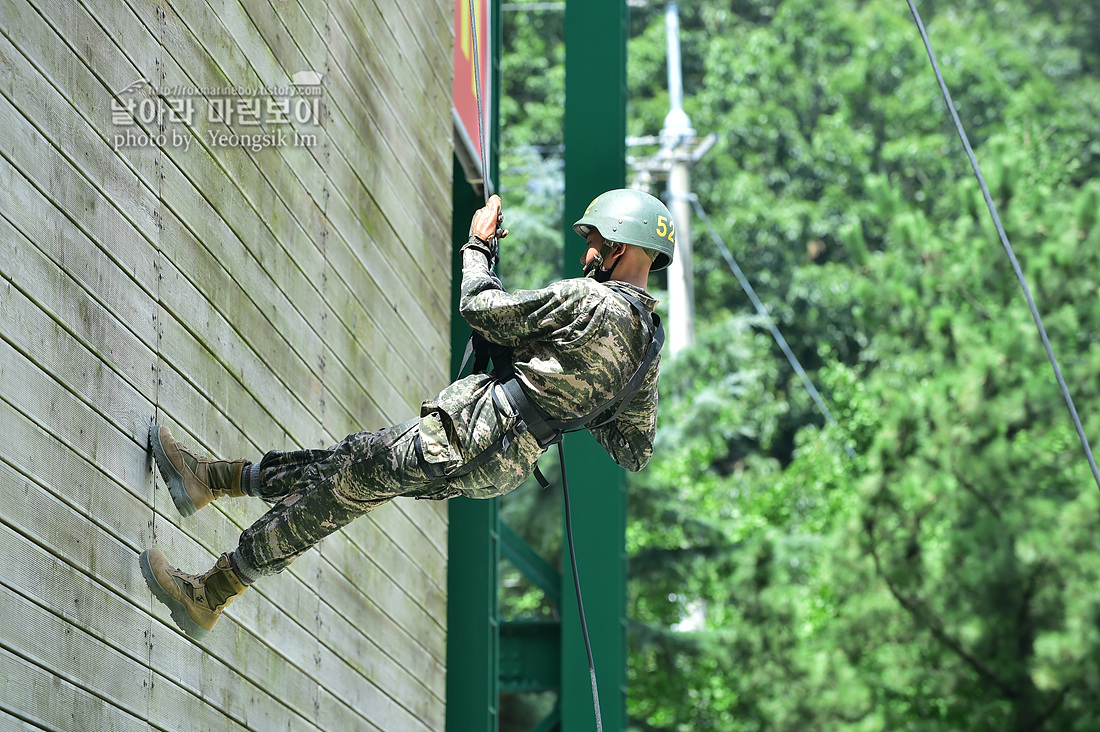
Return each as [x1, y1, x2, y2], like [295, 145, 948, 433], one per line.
[687, 193, 857, 459]
[905, 0, 1100, 493]
[465, 3, 604, 729]
[468, 0, 489, 206]
[559, 440, 604, 732]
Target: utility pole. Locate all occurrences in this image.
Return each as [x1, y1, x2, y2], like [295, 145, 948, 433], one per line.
[628, 2, 714, 357]
[662, 1, 696, 355]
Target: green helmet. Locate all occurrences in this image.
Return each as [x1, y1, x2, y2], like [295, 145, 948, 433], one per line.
[572, 189, 676, 271]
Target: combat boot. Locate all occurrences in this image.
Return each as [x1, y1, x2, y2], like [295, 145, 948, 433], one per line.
[139, 549, 248, 639]
[150, 424, 247, 517]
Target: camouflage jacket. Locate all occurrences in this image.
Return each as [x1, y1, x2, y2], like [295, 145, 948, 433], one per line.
[417, 248, 661, 499]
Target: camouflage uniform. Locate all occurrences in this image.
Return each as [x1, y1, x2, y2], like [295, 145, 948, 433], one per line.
[232, 248, 660, 580]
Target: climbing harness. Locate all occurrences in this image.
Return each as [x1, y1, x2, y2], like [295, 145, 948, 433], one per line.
[905, 0, 1100, 493]
[450, 283, 661, 732]
[456, 287, 663, 732]
[452, 283, 663, 732]
[492, 292, 664, 461]
[444, 291, 662, 487]
[463, 4, 624, 729]
[452, 6, 1099, 728]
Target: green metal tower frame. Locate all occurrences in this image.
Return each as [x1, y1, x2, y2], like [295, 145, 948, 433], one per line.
[448, 1, 628, 729]
[447, 0, 503, 728]
[447, 178, 503, 729]
[560, 1, 629, 729]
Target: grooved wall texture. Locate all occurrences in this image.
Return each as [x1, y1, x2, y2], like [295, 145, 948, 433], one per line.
[0, 0, 454, 729]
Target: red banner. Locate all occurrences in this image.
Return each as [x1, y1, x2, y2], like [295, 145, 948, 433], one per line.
[453, 0, 491, 183]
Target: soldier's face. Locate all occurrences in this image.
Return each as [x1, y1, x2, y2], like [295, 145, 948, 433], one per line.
[581, 230, 608, 271]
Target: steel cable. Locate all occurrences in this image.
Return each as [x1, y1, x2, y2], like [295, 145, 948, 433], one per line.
[905, 0, 1100, 492]
[687, 194, 856, 458]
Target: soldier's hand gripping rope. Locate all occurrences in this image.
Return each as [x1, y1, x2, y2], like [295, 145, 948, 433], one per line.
[463, 193, 508, 272]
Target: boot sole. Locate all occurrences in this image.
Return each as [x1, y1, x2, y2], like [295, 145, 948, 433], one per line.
[139, 549, 209, 641]
[149, 425, 197, 518]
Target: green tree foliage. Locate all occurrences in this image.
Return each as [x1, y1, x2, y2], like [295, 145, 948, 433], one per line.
[497, 0, 1100, 729]
[620, 0, 1100, 730]
[498, 4, 567, 291]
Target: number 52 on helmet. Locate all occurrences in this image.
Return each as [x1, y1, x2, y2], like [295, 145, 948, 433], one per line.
[571, 189, 676, 271]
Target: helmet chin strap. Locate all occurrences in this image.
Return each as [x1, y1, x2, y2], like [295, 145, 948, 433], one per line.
[582, 241, 621, 282]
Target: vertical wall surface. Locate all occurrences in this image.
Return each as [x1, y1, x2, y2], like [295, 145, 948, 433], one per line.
[0, 0, 454, 730]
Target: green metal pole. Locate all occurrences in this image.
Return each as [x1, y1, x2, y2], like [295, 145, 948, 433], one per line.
[562, 0, 628, 730]
[447, 1, 503, 728]
[447, 155, 501, 732]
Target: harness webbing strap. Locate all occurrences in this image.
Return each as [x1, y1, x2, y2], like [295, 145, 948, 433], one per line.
[496, 291, 662, 445]
[550, 312, 663, 434]
[500, 378, 560, 448]
[447, 290, 662, 483]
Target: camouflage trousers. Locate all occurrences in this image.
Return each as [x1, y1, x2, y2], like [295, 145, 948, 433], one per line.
[232, 419, 456, 580]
